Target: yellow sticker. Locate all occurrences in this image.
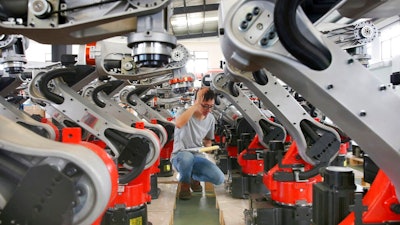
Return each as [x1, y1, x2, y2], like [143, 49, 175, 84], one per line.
[130, 217, 142, 225]
[165, 164, 171, 171]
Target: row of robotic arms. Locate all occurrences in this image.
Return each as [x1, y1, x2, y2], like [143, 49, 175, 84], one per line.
[208, 0, 400, 225]
[0, 1, 196, 225]
[1, 0, 400, 225]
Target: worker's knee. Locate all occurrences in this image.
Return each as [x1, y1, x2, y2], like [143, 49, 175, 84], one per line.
[213, 171, 225, 185]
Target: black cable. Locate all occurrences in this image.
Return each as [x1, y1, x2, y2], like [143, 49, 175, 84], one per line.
[38, 68, 76, 104]
[274, 0, 331, 70]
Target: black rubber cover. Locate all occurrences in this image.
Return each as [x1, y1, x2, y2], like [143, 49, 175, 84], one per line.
[274, 0, 331, 70]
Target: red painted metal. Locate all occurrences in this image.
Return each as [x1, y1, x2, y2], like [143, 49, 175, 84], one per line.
[263, 142, 322, 205]
[160, 140, 174, 159]
[339, 142, 349, 155]
[113, 168, 152, 207]
[237, 135, 265, 175]
[151, 156, 161, 175]
[227, 145, 238, 158]
[135, 121, 145, 129]
[85, 42, 96, 65]
[339, 170, 400, 224]
[40, 117, 60, 141]
[90, 139, 107, 149]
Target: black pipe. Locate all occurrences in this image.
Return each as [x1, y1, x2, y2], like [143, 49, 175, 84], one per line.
[38, 68, 76, 104]
[274, 0, 331, 70]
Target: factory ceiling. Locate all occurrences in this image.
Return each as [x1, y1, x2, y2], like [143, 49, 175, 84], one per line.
[170, 0, 220, 40]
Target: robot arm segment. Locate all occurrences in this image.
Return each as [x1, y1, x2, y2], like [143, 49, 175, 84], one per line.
[120, 85, 175, 124]
[0, 96, 56, 139]
[0, 0, 171, 44]
[0, 115, 117, 225]
[87, 79, 168, 147]
[211, 72, 286, 147]
[29, 68, 161, 183]
[224, 65, 340, 167]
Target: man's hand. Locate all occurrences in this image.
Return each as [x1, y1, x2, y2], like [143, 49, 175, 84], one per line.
[195, 87, 209, 105]
[175, 87, 210, 128]
[203, 138, 212, 147]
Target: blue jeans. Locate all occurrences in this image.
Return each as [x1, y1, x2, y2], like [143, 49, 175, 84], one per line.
[171, 151, 225, 185]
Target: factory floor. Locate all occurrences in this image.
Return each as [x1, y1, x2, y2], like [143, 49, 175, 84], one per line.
[173, 184, 220, 225]
[151, 154, 368, 225]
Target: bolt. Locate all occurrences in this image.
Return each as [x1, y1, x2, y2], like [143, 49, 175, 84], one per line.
[379, 85, 387, 91]
[65, 166, 78, 177]
[268, 32, 276, 39]
[256, 23, 263, 30]
[359, 110, 367, 117]
[390, 203, 400, 213]
[246, 13, 253, 21]
[327, 84, 334, 90]
[240, 21, 248, 29]
[347, 58, 354, 64]
[253, 7, 260, 15]
[260, 37, 269, 46]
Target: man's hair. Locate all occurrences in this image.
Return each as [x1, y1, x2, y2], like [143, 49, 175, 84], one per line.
[203, 88, 215, 101]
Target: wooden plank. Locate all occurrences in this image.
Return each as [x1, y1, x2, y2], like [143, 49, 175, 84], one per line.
[148, 210, 174, 225]
[158, 173, 179, 184]
[346, 153, 363, 166]
[148, 183, 178, 225]
[214, 184, 248, 225]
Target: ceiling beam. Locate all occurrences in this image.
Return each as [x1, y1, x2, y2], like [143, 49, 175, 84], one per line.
[173, 3, 219, 15]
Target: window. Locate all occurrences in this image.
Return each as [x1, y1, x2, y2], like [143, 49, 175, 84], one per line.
[185, 51, 208, 76]
[378, 21, 400, 61]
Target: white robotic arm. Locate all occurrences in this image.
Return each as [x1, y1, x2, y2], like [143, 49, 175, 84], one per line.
[0, 0, 171, 44]
[219, 0, 400, 200]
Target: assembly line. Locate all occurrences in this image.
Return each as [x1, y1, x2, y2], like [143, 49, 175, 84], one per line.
[0, 0, 400, 225]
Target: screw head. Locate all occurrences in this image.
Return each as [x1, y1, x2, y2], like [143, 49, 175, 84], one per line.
[240, 21, 248, 29]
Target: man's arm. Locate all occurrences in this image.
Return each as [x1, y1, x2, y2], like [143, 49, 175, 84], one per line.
[175, 105, 197, 128]
[175, 87, 209, 128]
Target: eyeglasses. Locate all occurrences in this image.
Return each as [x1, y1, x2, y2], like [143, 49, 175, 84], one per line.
[201, 104, 214, 109]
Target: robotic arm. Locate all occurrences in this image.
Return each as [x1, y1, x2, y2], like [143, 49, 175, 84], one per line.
[0, 115, 118, 225]
[212, 73, 286, 147]
[0, 0, 171, 44]
[219, 0, 400, 201]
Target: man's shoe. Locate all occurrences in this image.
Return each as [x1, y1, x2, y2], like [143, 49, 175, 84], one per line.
[178, 182, 192, 200]
[191, 180, 203, 192]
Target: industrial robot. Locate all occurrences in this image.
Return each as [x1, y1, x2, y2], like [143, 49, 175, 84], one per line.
[0, 0, 177, 224]
[212, 75, 286, 199]
[218, 0, 400, 224]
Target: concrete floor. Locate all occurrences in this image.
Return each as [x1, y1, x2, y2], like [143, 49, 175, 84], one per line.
[174, 184, 220, 225]
[166, 156, 368, 225]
